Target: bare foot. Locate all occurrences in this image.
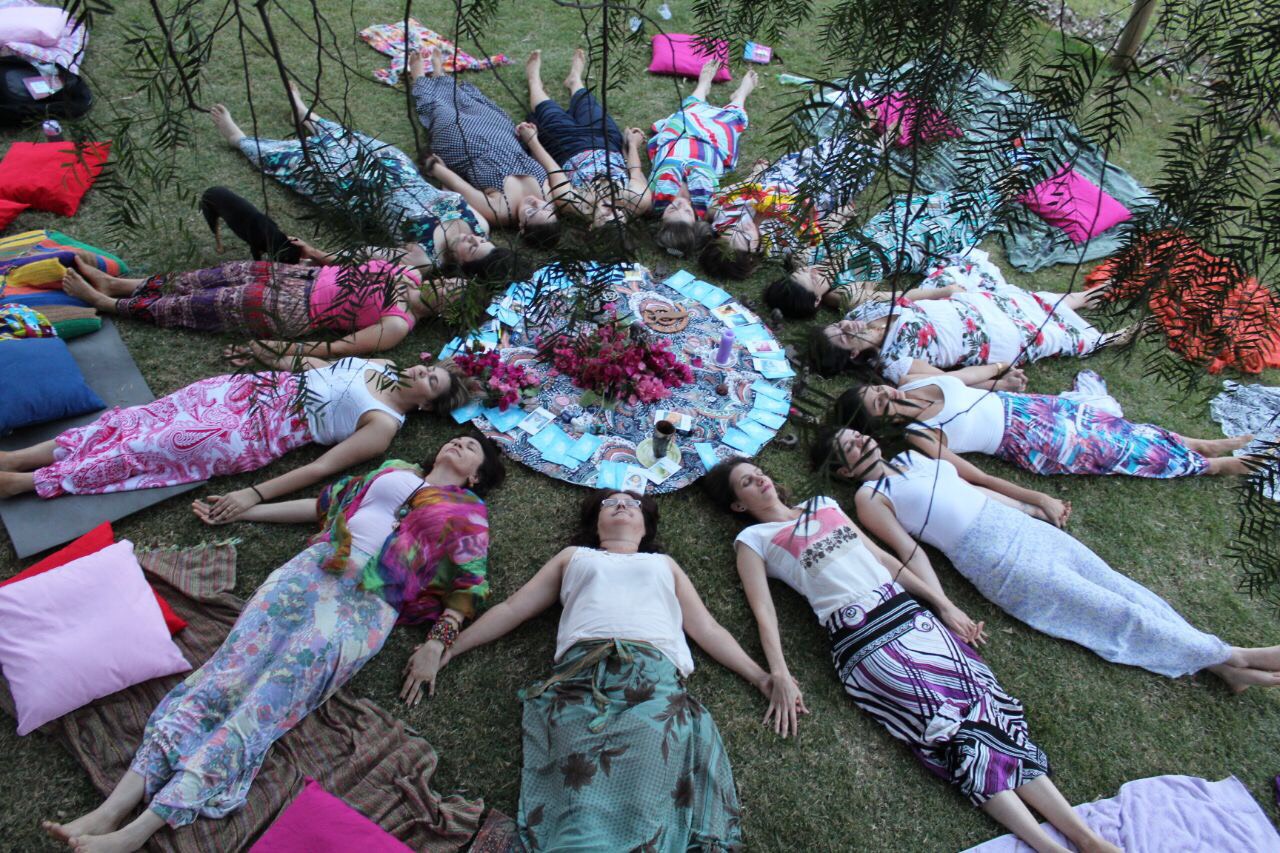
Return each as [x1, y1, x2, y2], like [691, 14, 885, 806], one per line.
[0, 471, 35, 498]
[1238, 645, 1280, 671]
[1212, 664, 1280, 694]
[1203, 434, 1255, 456]
[285, 82, 315, 128]
[732, 68, 759, 103]
[408, 49, 424, 82]
[62, 268, 114, 311]
[68, 827, 149, 853]
[696, 59, 721, 90]
[42, 807, 122, 845]
[208, 104, 244, 146]
[431, 46, 446, 79]
[525, 49, 542, 82]
[565, 47, 585, 91]
[0, 451, 13, 473]
[71, 254, 111, 290]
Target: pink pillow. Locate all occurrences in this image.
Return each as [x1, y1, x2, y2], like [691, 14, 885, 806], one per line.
[648, 34, 732, 82]
[0, 540, 190, 735]
[1020, 165, 1132, 244]
[249, 778, 414, 852]
[860, 92, 961, 147]
[0, 8, 69, 47]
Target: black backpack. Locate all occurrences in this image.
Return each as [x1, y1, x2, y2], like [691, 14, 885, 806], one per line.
[0, 57, 91, 127]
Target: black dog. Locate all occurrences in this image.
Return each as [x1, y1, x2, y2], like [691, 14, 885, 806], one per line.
[199, 186, 301, 263]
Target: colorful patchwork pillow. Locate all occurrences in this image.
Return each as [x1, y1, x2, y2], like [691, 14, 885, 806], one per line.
[2, 522, 189, 635]
[0, 336, 104, 435]
[249, 778, 414, 852]
[0, 142, 110, 217]
[648, 34, 732, 82]
[0, 540, 191, 735]
[1020, 165, 1132, 244]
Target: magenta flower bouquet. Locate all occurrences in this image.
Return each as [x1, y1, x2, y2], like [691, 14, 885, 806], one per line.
[542, 306, 693, 407]
[454, 347, 538, 411]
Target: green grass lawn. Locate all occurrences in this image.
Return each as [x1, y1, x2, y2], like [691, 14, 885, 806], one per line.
[1, 1, 1278, 850]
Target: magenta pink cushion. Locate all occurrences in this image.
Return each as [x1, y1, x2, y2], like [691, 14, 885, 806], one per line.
[1020, 165, 1132, 244]
[860, 92, 961, 147]
[249, 778, 413, 852]
[648, 34, 732, 82]
[0, 540, 190, 735]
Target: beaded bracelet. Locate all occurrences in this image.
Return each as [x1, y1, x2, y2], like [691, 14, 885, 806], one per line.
[427, 618, 460, 649]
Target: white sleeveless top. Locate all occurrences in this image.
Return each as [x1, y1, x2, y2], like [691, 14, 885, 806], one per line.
[900, 374, 1004, 453]
[555, 547, 695, 675]
[302, 358, 406, 445]
[735, 497, 893, 621]
[346, 470, 425, 559]
[860, 452, 985, 552]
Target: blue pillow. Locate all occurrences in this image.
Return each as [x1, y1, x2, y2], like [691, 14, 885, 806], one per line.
[0, 292, 89, 308]
[0, 338, 105, 436]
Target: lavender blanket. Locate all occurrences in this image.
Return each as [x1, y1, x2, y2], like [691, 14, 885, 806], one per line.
[963, 776, 1279, 852]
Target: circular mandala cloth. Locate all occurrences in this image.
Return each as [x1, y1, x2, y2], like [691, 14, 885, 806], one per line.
[443, 263, 792, 493]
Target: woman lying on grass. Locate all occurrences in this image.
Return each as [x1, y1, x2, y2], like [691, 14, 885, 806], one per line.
[62, 238, 462, 361]
[411, 46, 561, 248]
[209, 82, 525, 285]
[413, 488, 799, 851]
[805, 251, 1135, 381]
[704, 457, 1121, 853]
[838, 370, 1257, 478]
[42, 437, 504, 853]
[525, 48, 650, 229]
[647, 59, 758, 258]
[0, 355, 470, 527]
[811, 425, 1280, 692]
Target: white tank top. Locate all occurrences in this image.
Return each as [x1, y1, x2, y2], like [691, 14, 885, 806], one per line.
[860, 452, 986, 552]
[302, 358, 406, 445]
[346, 470, 425, 559]
[899, 374, 1004, 453]
[555, 547, 695, 676]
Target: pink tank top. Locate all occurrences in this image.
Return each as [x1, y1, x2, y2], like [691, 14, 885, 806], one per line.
[308, 260, 419, 332]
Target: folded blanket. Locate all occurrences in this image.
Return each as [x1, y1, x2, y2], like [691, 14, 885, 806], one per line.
[359, 18, 510, 86]
[0, 229, 126, 296]
[1085, 229, 1280, 375]
[0, 543, 483, 852]
[963, 775, 1280, 852]
[781, 64, 1159, 272]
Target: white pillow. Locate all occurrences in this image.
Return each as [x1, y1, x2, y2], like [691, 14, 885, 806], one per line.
[0, 540, 191, 735]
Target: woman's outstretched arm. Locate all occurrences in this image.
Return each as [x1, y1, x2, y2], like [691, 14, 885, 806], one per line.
[193, 496, 316, 525]
[733, 545, 809, 737]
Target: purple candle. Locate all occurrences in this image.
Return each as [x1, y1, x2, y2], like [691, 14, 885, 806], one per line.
[715, 329, 736, 365]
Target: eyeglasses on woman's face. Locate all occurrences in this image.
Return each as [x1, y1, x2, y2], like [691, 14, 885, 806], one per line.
[601, 498, 642, 508]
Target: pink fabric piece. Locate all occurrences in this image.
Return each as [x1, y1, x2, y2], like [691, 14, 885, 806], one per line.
[648, 34, 732, 82]
[249, 777, 414, 852]
[0, 540, 190, 735]
[0, 0, 87, 73]
[309, 260, 416, 331]
[1019, 165, 1132, 244]
[963, 775, 1280, 852]
[32, 372, 313, 498]
[0, 7, 66, 46]
[861, 92, 961, 147]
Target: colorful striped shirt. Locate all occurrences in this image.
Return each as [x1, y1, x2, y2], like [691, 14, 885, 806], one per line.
[647, 96, 748, 217]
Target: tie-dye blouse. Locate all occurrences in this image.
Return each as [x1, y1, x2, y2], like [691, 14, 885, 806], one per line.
[311, 459, 490, 625]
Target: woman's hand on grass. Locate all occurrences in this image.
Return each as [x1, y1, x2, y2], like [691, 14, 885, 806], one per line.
[401, 640, 452, 706]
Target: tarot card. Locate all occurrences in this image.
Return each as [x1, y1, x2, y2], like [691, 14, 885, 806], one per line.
[451, 400, 484, 424]
[721, 428, 765, 456]
[517, 407, 556, 435]
[645, 456, 681, 484]
[751, 379, 788, 400]
[622, 466, 651, 494]
[566, 432, 604, 463]
[754, 358, 796, 379]
[483, 406, 525, 433]
[745, 339, 784, 359]
[694, 442, 721, 472]
[652, 410, 694, 431]
[596, 460, 627, 490]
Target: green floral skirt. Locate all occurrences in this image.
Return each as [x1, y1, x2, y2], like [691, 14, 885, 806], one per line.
[517, 640, 742, 851]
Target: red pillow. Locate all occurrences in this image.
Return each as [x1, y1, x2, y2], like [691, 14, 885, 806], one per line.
[2, 522, 188, 635]
[0, 142, 111, 217]
[0, 198, 29, 230]
[648, 34, 732, 82]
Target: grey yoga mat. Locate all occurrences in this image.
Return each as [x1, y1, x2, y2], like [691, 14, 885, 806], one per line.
[0, 318, 203, 558]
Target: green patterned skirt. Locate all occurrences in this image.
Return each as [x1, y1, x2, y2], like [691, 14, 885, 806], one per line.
[517, 640, 742, 852]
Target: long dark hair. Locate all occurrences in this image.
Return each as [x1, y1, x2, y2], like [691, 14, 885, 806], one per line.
[763, 275, 820, 319]
[702, 457, 791, 521]
[423, 433, 506, 497]
[571, 488, 663, 553]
